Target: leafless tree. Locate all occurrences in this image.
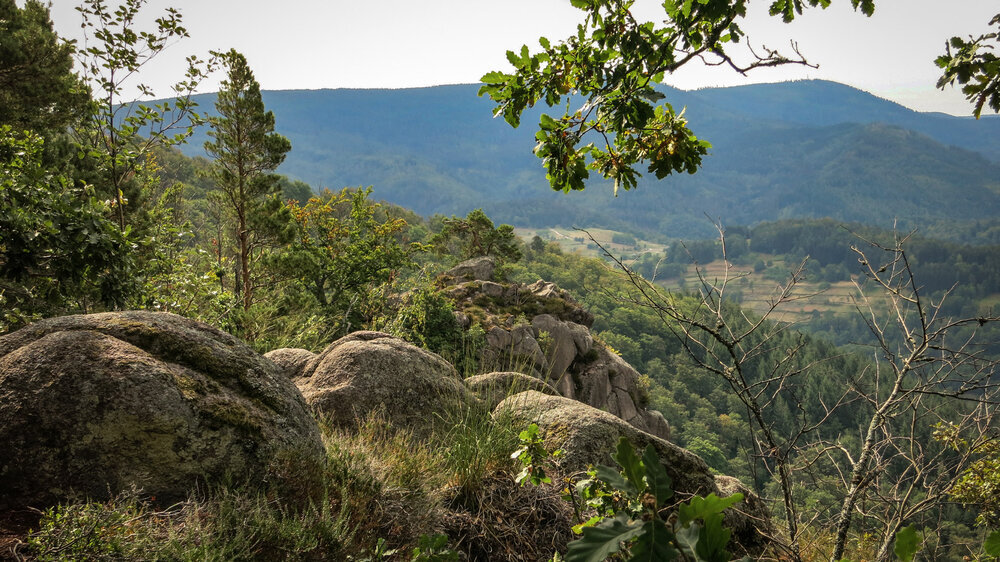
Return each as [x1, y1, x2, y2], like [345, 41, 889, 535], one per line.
[591, 224, 1000, 561]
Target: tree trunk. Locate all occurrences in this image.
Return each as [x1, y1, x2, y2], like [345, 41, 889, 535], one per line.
[240, 223, 251, 311]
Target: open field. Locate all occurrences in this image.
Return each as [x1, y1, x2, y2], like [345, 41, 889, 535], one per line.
[515, 227, 902, 323]
[514, 226, 667, 259]
[653, 258, 864, 322]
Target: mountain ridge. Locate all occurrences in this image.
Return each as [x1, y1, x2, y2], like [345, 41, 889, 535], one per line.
[174, 80, 1000, 238]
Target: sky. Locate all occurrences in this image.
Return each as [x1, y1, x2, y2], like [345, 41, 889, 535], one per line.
[42, 0, 999, 116]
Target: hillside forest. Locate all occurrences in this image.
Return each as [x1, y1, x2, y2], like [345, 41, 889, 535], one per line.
[2, 1, 1000, 561]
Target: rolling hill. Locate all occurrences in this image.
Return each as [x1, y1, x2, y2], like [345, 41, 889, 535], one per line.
[176, 80, 1000, 239]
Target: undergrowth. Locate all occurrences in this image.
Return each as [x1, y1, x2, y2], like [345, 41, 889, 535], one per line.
[16, 401, 556, 561]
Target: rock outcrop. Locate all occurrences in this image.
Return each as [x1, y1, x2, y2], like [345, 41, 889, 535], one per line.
[296, 331, 481, 436]
[496, 391, 769, 554]
[496, 392, 710, 493]
[0, 312, 324, 509]
[442, 255, 496, 283]
[464, 371, 559, 410]
[440, 257, 668, 441]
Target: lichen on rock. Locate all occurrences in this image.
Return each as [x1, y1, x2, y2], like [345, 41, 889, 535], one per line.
[296, 332, 482, 437]
[495, 390, 770, 555]
[0, 311, 324, 509]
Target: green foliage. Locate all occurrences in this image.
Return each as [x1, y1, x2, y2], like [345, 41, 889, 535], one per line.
[892, 526, 921, 562]
[431, 208, 522, 266]
[354, 533, 458, 562]
[205, 49, 291, 314]
[479, 0, 872, 194]
[24, 486, 348, 561]
[74, 0, 215, 231]
[512, 423, 563, 486]
[0, 127, 134, 331]
[392, 284, 464, 353]
[565, 438, 741, 562]
[431, 404, 520, 493]
[26, 492, 155, 560]
[936, 424, 1000, 528]
[0, 0, 88, 135]
[411, 533, 459, 561]
[278, 176, 315, 205]
[276, 187, 422, 336]
[937, 13, 1000, 118]
[985, 530, 1000, 557]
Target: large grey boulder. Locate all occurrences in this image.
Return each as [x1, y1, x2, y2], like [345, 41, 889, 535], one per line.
[297, 331, 480, 436]
[264, 347, 316, 380]
[496, 391, 713, 495]
[464, 371, 559, 410]
[495, 391, 769, 554]
[531, 314, 577, 381]
[445, 256, 496, 282]
[482, 324, 547, 376]
[571, 345, 669, 439]
[0, 312, 324, 509]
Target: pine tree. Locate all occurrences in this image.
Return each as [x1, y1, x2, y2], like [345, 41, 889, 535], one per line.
[204, 50, 291, 312]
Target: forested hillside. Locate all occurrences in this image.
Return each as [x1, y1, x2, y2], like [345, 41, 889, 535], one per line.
[624, 218, 1000, 351]
[173, 82, 1000, 240]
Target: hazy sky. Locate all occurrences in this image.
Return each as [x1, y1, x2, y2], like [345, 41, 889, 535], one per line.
[43, 0, 998, 116]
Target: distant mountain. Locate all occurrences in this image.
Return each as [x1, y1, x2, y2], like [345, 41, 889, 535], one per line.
[177, 80, 1000, 238]
[689, 80, 1000, 160]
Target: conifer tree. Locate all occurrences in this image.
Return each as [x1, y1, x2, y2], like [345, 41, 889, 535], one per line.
[205, 50, 291, 312]
[0, 0, 87, 135]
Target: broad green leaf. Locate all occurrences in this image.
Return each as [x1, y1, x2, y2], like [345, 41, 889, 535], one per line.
[674, 522, 700, 558]
[677, 493, 742, 526]
[893, 526, 921, 562]
[565, 513, 645, 562]
[594, 464, 630, 493]
[540, 113, 559, 131]
[639, 89, 666, 103]
[695, 512, 732, 562]
[640, 444, 673, 506]
[480, 71, 509, 83]
[628, 520, 678, 562]
[984, 530, 1000, 557]
[613, 438, 646, 492]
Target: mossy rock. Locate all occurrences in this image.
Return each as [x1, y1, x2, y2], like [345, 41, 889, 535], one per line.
[0, 311, 324, 509]
[495, 391, 714, 496]
[297, 332, 482, 437]
[264, 347, 317, 381]
[494, 391, 770, 555]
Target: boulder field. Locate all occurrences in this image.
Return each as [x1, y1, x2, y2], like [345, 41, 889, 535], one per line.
[1, 304, 771, 555]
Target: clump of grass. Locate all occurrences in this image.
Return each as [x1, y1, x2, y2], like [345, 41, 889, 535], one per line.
[319, 411, 448, 551]
[21, 486, 347, 561]
[430, 404, 520, 495]
[24, 489, 165, 561]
